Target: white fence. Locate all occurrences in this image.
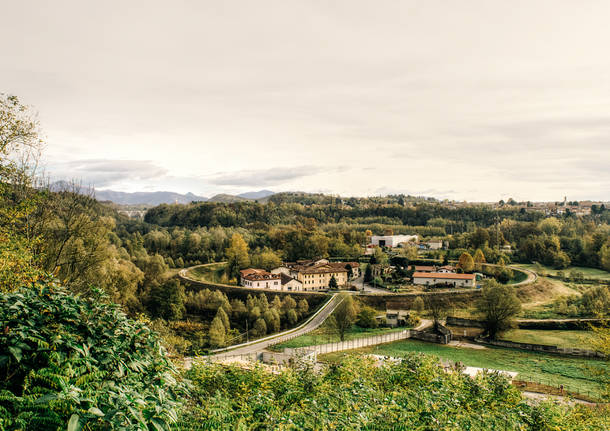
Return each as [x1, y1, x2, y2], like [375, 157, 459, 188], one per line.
[283, 330, 410, 356]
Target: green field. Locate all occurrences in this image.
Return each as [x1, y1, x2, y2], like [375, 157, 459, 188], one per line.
[500, 329, 596, 349]
[270, 325, 406, 351]
[516, 263, 610, 281]
[188, 263, 235, 285]
[320, 339, 608, 399]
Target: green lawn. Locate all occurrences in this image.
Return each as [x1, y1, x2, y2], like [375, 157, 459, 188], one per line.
[320, 339, 608, 399]
[270, 325, 406, 351]
[515, 264, 610, 281]
[188, 263, 235, 285]
[500, 329, 596, 349]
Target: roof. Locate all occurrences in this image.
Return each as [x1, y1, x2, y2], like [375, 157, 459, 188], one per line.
[414, 265, 436, 271]
[413, 272, 475, 280]
[299, 262, 349, 274]
[240, 268, 281, 281]
[280, 273, 302, 285]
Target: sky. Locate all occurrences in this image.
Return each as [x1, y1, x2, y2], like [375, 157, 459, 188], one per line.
[2, 1, 609, 201]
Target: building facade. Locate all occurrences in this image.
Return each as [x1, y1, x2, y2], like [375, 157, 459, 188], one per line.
[412, 272, 476, 288]
[370, 234, 418, 248]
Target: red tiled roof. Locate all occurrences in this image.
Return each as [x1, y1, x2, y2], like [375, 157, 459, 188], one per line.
[240, 268, 281, 281]
[414, 265, 436, 271]
[413, 272, 475, 280]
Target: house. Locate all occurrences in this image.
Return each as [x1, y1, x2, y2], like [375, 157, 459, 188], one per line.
[272, 260, 357, 291]
[370, 235, 418, 248]
[385, 309, 411, 327]
[239, 268, 282, 289]
[280, 273, 303, 291]
[437, 265, 456, 273]
[412, 272, 476, 288]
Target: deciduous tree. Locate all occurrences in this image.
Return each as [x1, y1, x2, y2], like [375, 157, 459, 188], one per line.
[476, 281, 521, 339]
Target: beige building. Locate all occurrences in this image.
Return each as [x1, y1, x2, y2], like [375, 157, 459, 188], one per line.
[272, 260, 359, 291]
[412, 272, 476, 288]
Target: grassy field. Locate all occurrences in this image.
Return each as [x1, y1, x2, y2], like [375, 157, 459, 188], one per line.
[188, 263, 236, 285]
[270, 325, 406, 351]
[515, 263, 610, 281]
[499, 329, 596, 349]
[320, 339, 608, 399]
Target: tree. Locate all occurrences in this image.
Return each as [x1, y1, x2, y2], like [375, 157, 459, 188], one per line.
[457, 252, 475, 273]
[216, 306, 230, 331]
[473, 248, 486, 271]
[286, 309, 298, 326]
[600, 243, 610, 272]
[329, 294, 358, 341]
[412, 296, 425, 314]
[147, 279, 186, 320]
[225, 233, 250, 279]
[364, 264, 373, 283]
[424, 295, 450, 325]
[356, 306, 378, 328]
[208, 315, 226, 347]
[476, 281, 522, 339]
[253, 317, 267, 336]
[297, 299, 309, 316]
[328, 275, 338, 289]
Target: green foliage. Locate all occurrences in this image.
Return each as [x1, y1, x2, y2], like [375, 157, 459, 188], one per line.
[329, 294, 358, 341]
[356, 306, 379, 329]
[476, 281, 522, 339]
[208, 316, 226, 348]
[177, 356, 610, 430]
[0, 281, 184, 430]
[148, 279, 186, 320]
[225, 233, 250, 279]
[412, 296, 425, 314]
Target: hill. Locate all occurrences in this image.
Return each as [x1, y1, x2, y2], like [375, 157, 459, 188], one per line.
[237, 189, 275, 199]
[94, 189, 208, 205]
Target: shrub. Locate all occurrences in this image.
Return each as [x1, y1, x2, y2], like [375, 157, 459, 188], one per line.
[0, 280, 185, 430]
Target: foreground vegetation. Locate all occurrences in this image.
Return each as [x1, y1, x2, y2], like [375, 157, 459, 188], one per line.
[174, 356, 609, 430]
[322, 340, 609, 400]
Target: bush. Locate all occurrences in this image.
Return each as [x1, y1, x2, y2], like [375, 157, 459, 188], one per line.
[0, 281, 185, 430]
[356, 306, 378, 328]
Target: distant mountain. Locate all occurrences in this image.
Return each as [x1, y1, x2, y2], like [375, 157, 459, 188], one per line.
[207, 193, 250, 203]
[94, 190, 208, 205]
[237, 190, 275, 199]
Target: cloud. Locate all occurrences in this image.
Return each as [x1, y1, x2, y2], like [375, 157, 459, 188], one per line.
[48, 159, 168, 188]
[206, 165, 338, 187]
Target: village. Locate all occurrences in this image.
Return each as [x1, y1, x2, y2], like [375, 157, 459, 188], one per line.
[239, 234, 477, 292]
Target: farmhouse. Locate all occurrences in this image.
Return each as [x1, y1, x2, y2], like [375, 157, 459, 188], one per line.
[240, 269, 281, 289]
[412, 272, 476, 288]
[272, 260, 359, 291]
[370, 234, 418, 248]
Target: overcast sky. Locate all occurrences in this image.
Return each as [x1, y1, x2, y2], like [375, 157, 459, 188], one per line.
[2, 1, 609, 201]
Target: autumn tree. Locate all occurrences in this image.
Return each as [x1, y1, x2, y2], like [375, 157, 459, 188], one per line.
[473, 248, 486, 271]
[476, 281, 522, 339]
[208, 315, 226, 347]
[457, 252, 475, 273]
[329, 294, 358, 341]
[225, 233, 250, 279]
